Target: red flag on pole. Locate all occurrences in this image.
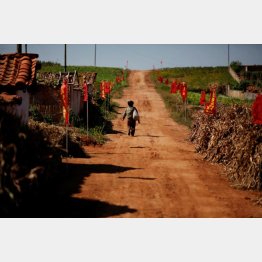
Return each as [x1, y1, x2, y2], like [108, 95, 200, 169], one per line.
[170, 80, 178, 93]
[252, 94, 262, 124]
[158, 76, 163, 83]
[83, 81, 88, 102]
[204, 88, 217, 115]
[61, 78, 69, 125]
[104, 81, 111, 94]
[180, 82, 188, 102]
[199, 91, 206, 105]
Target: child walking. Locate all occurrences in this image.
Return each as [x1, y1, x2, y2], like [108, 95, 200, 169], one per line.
[122, 100, 140, 136]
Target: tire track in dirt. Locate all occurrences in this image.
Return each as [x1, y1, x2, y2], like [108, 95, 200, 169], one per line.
[64, 70, 262, 218]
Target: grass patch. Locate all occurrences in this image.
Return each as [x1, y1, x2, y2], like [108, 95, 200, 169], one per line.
[152, 67, 237, 91]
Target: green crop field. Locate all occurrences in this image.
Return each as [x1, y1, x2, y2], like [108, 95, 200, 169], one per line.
[152, 67, 237, 91]
[39, 63, 127, 83]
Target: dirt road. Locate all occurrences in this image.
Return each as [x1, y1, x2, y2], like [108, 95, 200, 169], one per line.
[63, 71, 262, 218]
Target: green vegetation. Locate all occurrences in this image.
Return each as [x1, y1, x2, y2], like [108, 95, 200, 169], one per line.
[229, 61, 262, 90]
[39, 61, 127, 82]
[230, 60, 242, 74]
[187, 91, 252, 106]
[152, 67, 237, 92]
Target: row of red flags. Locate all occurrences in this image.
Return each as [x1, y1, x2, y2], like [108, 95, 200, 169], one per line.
[101, 74, 125, 98]
[170, 79, 217, 115]
[61, 75, 261, 125]
[166, 78, 217, 115]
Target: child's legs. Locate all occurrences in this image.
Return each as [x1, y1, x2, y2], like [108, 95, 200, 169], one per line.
[130, 120, 136, 136]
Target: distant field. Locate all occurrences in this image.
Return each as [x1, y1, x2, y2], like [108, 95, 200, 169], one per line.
[152, 67, 237, 91]
[39, 64, 127, 83]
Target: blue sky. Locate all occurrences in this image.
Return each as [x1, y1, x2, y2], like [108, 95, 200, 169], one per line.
[1, 44, 262, 70]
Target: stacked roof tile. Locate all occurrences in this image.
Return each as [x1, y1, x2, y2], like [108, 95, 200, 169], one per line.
[0, 53, 38, 88]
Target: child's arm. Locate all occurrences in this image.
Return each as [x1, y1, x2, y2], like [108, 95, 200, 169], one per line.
[122, 109, 126, 120]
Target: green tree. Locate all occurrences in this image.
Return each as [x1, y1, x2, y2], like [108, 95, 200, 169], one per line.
[230, 61, 242, 74]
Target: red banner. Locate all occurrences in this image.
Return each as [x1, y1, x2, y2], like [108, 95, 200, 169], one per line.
[180, 82, 187, 102]
[199, 91, 206, 106]
[204, 88, 217, 115]
[83, 81, 88, 102]
[170, 80, 178, 93]
[104, 81, 111, 94]
[158, 76, 163, 83]
[61, 79, 69, 125]
[116, 76, 122, 84]
[252, 94, 262, 124]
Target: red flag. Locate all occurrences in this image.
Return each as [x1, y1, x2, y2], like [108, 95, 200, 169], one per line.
[158, 76, 163, 83]
[83, 81, 88, 102]
[104, 81, 111, 94]
[180, 82, 187, 102]
[61, 79, 69, 125]
[199, 91, 206, 106]
[204, 88, 217, 115]
[116, 76, 122, 83]
[170, 80, 178, 93]
[252, 94, 262, 124]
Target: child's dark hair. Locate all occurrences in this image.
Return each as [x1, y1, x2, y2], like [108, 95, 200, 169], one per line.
[128, 100, 134, 106]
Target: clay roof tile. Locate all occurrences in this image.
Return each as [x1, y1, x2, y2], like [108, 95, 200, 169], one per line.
[0, 53, 38, 89]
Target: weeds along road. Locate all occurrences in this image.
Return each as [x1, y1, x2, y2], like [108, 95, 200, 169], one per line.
[63, 70, 262, 218]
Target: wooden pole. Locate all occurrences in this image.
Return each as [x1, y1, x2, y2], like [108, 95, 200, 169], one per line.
[228, 44, 230, 68]
[64, 44, 67, 73]
[185, 99, 187, 121]
[66, 80, 69, 156]
[87, 95, 89, 137]
[17, 44, 22, 53]
[66, 124, 69, 155]
[94, 44, 97, 67]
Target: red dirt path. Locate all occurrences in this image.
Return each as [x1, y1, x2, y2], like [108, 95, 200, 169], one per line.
[63, 70, 262, 218]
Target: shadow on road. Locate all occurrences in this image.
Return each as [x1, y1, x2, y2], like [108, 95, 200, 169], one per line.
[137, 135, 163, 138]
[11, 163, 140, 218]
[107, 129, 125, 135]
[17, 197, 137, 218]
[129, 146, 147, 149]
[118, 176, 156, 181]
